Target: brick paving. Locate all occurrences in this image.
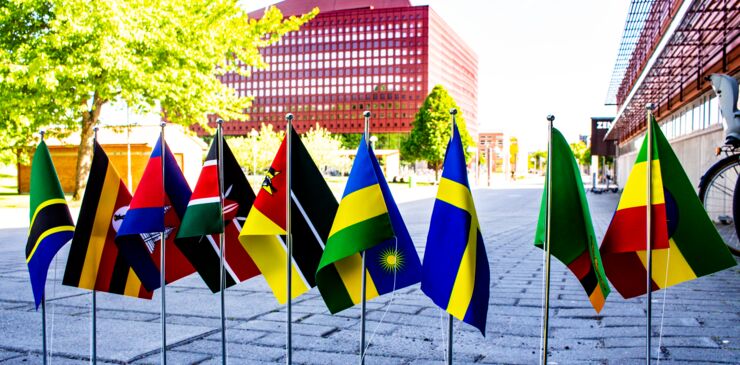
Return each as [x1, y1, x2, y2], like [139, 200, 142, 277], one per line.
[0, 185, 738, 364]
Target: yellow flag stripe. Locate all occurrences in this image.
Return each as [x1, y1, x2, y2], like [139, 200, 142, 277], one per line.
[436, 178, 476, 212]
[329, 185, 388, 237]
[29, 198, 68, 231]
[332, 253, 379, 304]
[123, 268, 144, 297]
[636, 239, 697, 288]
[240, 234, 310, 304]
[26, 225, 75, 263]
[617, 160, 665, 210]
[446, 210, 480, 319]
[79, 164, 120, 289]
[241, 208, 286, 237]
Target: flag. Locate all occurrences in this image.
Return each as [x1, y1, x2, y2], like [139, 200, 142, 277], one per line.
[239, 127, 336, 304]
[26, 140, 75, 308]
[115, 138, 195, 291]
[601, 116, 736, 298]
[62, 141, 153, 299]
[534, 128, 610, 312]
[421, 123, 489, 334]
[316, 136, 422, 313]
[177, 131, 260, 292]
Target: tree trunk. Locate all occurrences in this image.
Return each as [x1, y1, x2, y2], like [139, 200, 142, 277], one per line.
[72, 95, 105, 200]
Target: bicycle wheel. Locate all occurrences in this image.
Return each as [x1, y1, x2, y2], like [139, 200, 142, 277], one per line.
[698, 154, 740, 256]
[731, 176, 740, 255]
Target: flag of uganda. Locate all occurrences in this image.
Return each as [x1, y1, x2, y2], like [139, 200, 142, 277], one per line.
[62, 141, 152, 299]
[26, 140, 75, 308]
[239, 127, 339, 304]
[601, 116, 736, 298]
[177, 131, 260, 292]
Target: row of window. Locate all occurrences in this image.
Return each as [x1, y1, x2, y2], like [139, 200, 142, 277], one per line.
[258, 49, 425, 63]
[251, 113, 413, 123]
[244, 84, 425, 97]
[236, 75, 423, 88]
[292, 22, 423, 36]
[247, 101, 422, 114]
[659, 92, 720, 140]
[273, 31, 424, 46]
[224, 65, 425, 83]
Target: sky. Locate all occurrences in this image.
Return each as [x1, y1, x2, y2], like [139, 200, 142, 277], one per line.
[240, 0, 631, 153]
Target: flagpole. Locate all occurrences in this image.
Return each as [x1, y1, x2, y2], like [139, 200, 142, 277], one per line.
[160, 121, 167, 365]
[39, 130, 48, 365]
[92, 126, 99, 365]
[447, 108, 458, 365]
[216, 119, 227, 365]
[285, 113, 294, 365]
[359, 110, 371, 365]
[541, 114, 555, 365]
[645, 103, 656, 364]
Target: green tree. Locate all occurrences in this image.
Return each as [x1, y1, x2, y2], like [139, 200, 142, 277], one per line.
[401, 85, 474, 180]
[227, 123, 284, 175]
[301, 123, 350, 174]
[0, 0, 316, 198]
[569, 141, 591, 167]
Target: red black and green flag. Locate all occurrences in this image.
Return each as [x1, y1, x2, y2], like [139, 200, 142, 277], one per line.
[600, 116, 736, 298]
[26, 140, 75, 308]
[177, 131, 260, 292]
[63, 141, 153, 299]
[535, 127, 610, 312]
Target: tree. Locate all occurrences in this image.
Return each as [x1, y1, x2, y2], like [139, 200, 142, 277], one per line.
[301, 123, 350, 174]
[569, 141, 591, 167]
[401, 85, 475, 180]
[227, 123, 284, 175]
[0, 0, 316, 198]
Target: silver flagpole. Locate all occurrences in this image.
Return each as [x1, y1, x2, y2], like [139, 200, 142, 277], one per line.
[39, 130, 48, 365]
[92, 126, 99, 365]
[360, 110, 371, 365]
[160, 122, 167, 365]
[285, 113, 294, 365]
[216, 119, 227, 365]
[541, 114, 555, 365]
[645, 103, 656, 364]
[447, 108, 458, 365]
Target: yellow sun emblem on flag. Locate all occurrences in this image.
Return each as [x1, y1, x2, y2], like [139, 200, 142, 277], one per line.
[378, 247, 404, 273]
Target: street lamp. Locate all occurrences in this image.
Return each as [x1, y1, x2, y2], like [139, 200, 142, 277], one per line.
[369, 135, 378, 150]
[249, 128, 259, 176]
[484, 142, 491, 187]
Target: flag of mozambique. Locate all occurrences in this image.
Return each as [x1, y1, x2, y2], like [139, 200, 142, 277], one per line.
[26, 140, 75, 308]
[316, 136, 422, 314]
[601, 116, 736, 298]
[62, 141, 152, 299]
[534, 127, 610, 312]
[177, 131, 260, 292]
[421, 123, 489, 334]
[239, 127, 338, 304]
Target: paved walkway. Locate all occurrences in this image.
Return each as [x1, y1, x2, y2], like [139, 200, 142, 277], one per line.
[0, 186, 737, 364]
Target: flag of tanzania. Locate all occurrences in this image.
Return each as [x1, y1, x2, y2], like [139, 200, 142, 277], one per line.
[239, 127, 337, 304]
[600, 116, 736, 298]
[115, 138, 195, 291]
[421, 123, 489, 334]
[177, 130, 260, 292]
[26, 140, 75, 308]
[63, 141, 152, 299]
[534, 127, 610, 312]
[316, 136, 422, 314]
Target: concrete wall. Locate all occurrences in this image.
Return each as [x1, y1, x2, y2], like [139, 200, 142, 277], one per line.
[616, 125, 725, 193]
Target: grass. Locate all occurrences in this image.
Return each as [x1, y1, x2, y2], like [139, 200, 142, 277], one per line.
[0, 171, 82, 210]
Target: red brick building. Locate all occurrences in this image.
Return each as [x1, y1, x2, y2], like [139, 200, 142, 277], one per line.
[196, 0, 478, 141]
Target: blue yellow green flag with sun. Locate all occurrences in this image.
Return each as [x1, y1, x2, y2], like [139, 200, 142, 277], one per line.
[316, 136, 421, 313]
[421, 123, 490, 335]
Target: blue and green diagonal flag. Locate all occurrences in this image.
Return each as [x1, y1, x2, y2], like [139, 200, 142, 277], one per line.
[422, 123, 490, 334]
[26, 140, 75, 308]
[316, 136, 421, 313]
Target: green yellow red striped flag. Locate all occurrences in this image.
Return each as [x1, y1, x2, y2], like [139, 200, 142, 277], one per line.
[600, 116, 736, 298]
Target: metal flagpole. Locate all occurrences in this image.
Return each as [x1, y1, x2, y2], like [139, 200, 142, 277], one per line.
[39, 130, 48, 365]
[446, 108, 458, 365]
[541, 114, 555, 365]
[92, 126, 99, 365]
[645, 103, 656, 364]
[216, 119, 227, 364]
[285, 113, 294, 365]
[160, 122, 167, 365]
[360, 110, 371, 365]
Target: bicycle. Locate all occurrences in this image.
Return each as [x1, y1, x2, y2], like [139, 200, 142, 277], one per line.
[698, 73, 740, 256]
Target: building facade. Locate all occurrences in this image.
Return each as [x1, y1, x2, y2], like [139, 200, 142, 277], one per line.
[605, 0, 739, 187]
[194, 0, 478, 141]
[478, 132, 504, 172]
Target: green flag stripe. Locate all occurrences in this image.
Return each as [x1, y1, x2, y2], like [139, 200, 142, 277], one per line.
[315, 264, 354, 313]
[318, 214, 393, 270]
[178, 202, 222, 238]
[29, 141, 66, 219]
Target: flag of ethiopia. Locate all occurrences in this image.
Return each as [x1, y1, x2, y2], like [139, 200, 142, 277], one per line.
[26, 140, 75, 308]
[535, 127, 610, 312]
[600, 115, 736, 298]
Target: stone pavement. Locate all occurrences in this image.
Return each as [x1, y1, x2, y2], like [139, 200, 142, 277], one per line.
[0, 186, 738, 364]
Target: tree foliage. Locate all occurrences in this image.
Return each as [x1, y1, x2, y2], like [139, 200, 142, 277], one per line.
[0, 0, 316, 198]
[569, 141, 591, 167]
[227, 123, 284, 176]
[301, 123, 351, 174]
[400, 85, 475, 179]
